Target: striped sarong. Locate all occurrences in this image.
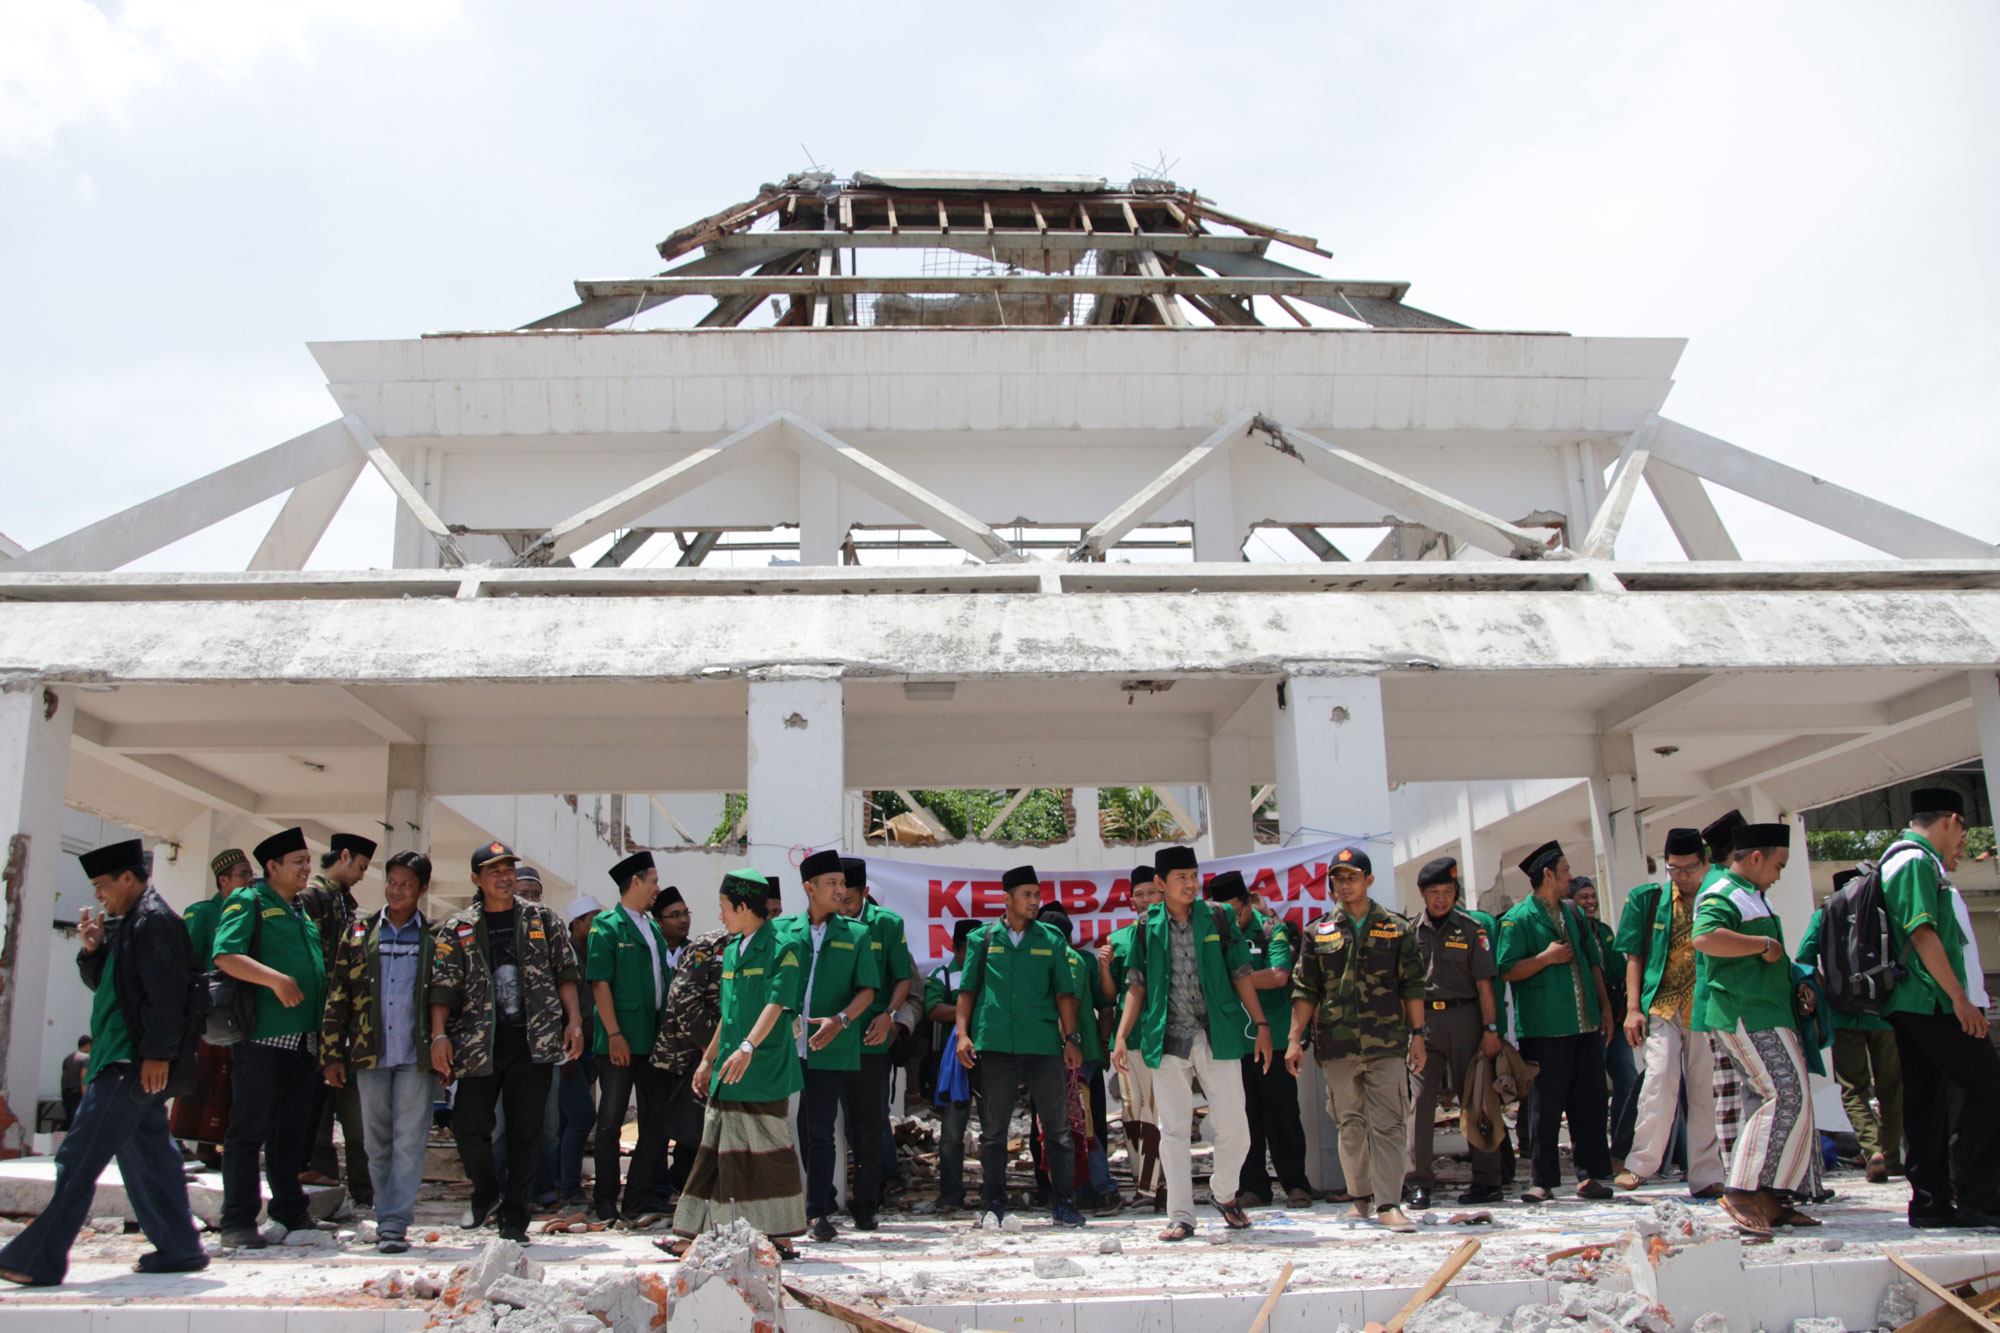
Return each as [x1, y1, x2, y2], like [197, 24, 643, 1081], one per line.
[1715, 1024, 1816, 1198]
[671, 1097, 807, 1240]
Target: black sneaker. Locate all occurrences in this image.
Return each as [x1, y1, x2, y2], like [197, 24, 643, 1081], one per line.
[852, 1211, 879, 1232]
[377, 1238, 411, 1254]
[1051, 1200, 1086, 1228]
[1457, 1184, 1505, 1205]
[461, 1200, 495, 1230]
[217, 1227, 267, 1250]
[811, 1216, 838, 1243]
[497, 1222, 529, 1243]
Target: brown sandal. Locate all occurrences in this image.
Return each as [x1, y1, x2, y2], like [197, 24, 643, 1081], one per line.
[1159, 1220, 1195, 1242]
[1719, 1192, 1772, 1236]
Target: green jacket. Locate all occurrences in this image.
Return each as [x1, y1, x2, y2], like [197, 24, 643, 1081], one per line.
[211, 881, 326, 1042]
[322, 909, 435, 1073]
[1880, 830, 1967, 1020]
[1495, 894, 1603, 1038]
[1064, 945, 1108, 1065]
[1290, 899, 1425, 1060]
[1613, 881, 1686, 1015]
[184, 895, 225, 968]
[851, 899, 915, 1055]
[585, 903, 672, 1056]
[1692, 869, 1792, 1034]
[713, 922, 807, 1102]
[961, 919, 1077, 1057]
[1124, 900, 1258, 1068]
[777, 912, 880, 1071]
[1241, 908, 1298, 1036]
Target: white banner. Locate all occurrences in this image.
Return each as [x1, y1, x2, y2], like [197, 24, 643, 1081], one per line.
[865, 837, 1369, 974]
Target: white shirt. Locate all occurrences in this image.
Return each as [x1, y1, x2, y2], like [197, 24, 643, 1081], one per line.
[663, 943, 686, 971]
[798, 918, 831, 1056]
[623, 906, 665, 1008]
[1949, 885, 1990, 1009]
[1006, 926, 1027, 948]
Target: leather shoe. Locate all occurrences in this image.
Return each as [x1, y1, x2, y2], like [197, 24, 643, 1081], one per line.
[1866, 1153, 1889, 1184]
[1954, 1209, 2000, 1229]
[1405, 1186, 1432, 1210]
[1909, 1211, 1962, 1229]
[811, 1217, 838, 1242]
[1457, 1184, 1504, 1205]
[1576, 1179, 1613, 1200]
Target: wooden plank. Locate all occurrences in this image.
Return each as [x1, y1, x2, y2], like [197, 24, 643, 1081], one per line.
[1374, 1240, 1481, 1333]
[813, 248, 835, 328]
[783, 1282, 948, 1333]
[1030, 198, 1048, 232]
[1272, 294, 1313, 327]
[707, 229, 1266, 252]
[656, 189, 790, 261]
[1134, 251, 1189, 327]
[1121, 200, 1142, 234]
[936, 199, 949, 232]
[1184, 198, 1331, 258]
[577, 275, 1412, 300]
[885, 197, 899, 232]
[1246, 1263, 1295, 1333]
[1888, 1251, 2000, 1333]
[1077, 202, 1093, 234]
[983, 199, 995, 233]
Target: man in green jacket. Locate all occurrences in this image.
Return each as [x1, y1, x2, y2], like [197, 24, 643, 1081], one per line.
[1098, 865, 1164, 1208]
[1204, 871, 1311, 1209]
[1878, 788, 1999, 1228]
[188, 849, 252, 965]
[1286, 847, 1425, 1232]
[1496, 839, 1614, 1203]
[211, 827, 327, 1249]
[588, 850, 675, 1224]
[1113, 846, 1270, 1240]
[842, 857, 915, 1210]
[1796, 869, 1903, 1185]
[782, 849, 881, 1241]
[1692, 821, 1818, 1236]
[956, 864, 1086, 1230]
[1613, 827, 1724, 1196]
[320, 849, 435, 1253]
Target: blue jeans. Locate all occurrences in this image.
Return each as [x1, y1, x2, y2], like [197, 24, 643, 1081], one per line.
[549, 1054, 593, 1202]
[0, 1064, 202, 1284]
[355, 1066, 434, 1240]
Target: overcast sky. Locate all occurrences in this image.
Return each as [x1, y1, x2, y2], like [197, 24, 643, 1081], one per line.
[3, 0, 1995, 570]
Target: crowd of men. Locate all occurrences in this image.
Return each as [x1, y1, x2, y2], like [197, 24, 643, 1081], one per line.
[3, 783, 1993, 1283]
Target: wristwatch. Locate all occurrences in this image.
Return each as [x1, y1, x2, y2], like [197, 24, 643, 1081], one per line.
[1410, 1026, 1427, 1038]
[1064, 1032, 1082, 1047]
[836, 1012, 851, 1029]
[737, 1039, 755, 1055]
[1483, 1022, 1500, 1034]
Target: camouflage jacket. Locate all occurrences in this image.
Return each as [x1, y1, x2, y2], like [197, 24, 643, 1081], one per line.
[428, 897, 580, 1078]
[297, 874, 360, 968]
[650, 928, 728, 1074]
[322, 908, 434, 1073]
[1291, 899, 1425, 1060]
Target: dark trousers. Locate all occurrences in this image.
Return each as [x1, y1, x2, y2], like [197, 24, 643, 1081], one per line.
[0, 1064, 202, 1285]
[551, 1054, 594, 1202]
[938, 1094, 974, 1201]
[843, 1053, 899, 1204]
[308, 1075, 371, 1203]
[978, 1052, 1071, 1214]
[222, 1042, 320, 1231]
[593, 1055, 671, 1217]
[1606, 1028, 1640, 1161]
[1239, 1056, 1311, 1197]
[60, 1087, 80, 1126]
[800, 1064, 883, 1221]
[661, 1061, 705, 1196]
[453, 1050, 553, 1232]
[1889, 1010, 2000, 1219]
[1517, 1033, 1612, 1188]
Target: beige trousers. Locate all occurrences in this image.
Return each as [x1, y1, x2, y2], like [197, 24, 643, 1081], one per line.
[1154, 1035, 1249, 1225]
[1321, 1052, 1410, 1208]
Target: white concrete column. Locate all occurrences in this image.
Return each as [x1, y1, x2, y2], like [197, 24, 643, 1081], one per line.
[1272, 671, 1390, 1188]
[0, 681, 74, 1147]
[1190, 470, 1243, 562]
[1071, 786, 1101, 845]
[1455, 784, 1505, 912]
[384, 743, 429, 860]
[392, 446, 441, 570]
[797, 460, 842, 566]
[1748, 784, 1814, 940]
[1586, 768, 1647, 923]
[1973, 670, 2000, 827]
[1206, 736, 1254, 858]
[746, 670, 845, 917]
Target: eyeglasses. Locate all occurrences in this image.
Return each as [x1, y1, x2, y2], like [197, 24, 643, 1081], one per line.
[1329, 869, 1367, 884]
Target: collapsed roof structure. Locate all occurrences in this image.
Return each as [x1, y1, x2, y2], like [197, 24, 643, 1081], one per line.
[2, 170, 1997, 1172]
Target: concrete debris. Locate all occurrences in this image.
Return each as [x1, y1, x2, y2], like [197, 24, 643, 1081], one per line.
[283, 1226, 335, 1247]
[1403, 1295, 1503, 1333]
[361, 1268, 406, 1298]
[1819, 1238, 1844, 1252]
[1877, 1282, 1920, 1331]
[356, 1219, 379, 1242]
[457, 1238, 530, 1301]
[667, 1216, 782, 1332]
[414, 1274, 443, 1299]
[1687, 1317, 1729, 1333]
[557, 1318, 608, 1333]
[1001, 1213, 1024, 1232]
[488, 1275, 564, 1311]
[88, 1215, 125, 1234]
[1098, 1237, 1123, 1255]
[0, 1219, 24, 1239]
[580, 1269, 673, 1333]
[433, 1310, 498, 1333]
[259, 1219, 289, 1245]
[1033, 1256, 1084, 1278]
[1790, 1319, 1844, 1333]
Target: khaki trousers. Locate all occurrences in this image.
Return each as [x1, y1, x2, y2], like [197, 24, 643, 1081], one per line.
[1321, 1051, 1409, 1207]
[1624, 1015, 1724, 1190]
[1154, 1035, 1249, 1225]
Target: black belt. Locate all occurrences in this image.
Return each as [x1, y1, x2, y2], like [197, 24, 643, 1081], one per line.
[1428, 997, 1478, 1010]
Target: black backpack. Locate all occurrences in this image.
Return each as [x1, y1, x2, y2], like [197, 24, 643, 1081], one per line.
[204, 907, 263, 1046]
[1819, 840, 1922, 1017]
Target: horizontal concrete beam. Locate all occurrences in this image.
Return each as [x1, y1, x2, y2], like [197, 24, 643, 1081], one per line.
[5, 587, 1999, 685]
